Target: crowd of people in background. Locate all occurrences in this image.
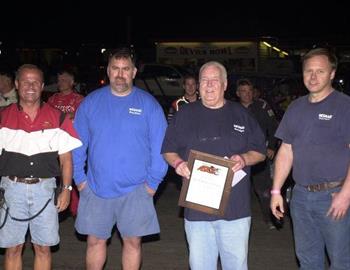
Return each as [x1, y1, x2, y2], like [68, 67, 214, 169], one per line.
[47, 69, 84, 218]
[0, 46, 349, 269]
[0, 70, 17, 108]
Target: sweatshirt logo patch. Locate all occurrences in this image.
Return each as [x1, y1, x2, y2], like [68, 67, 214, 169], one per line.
[129, 108, 142, 115]
[234, 124, 245, 133]
[318, 113, 332, 121]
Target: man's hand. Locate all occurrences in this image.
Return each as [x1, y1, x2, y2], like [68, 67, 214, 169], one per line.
[56, 189, 71, 212]
[327, 192, 350, 220]
[270, 194, 285, 220]
[175, 161, 191, 179]
[230, 154, 246, 172]
[77, 181, 87, 192]
[145, 183, 156, 196]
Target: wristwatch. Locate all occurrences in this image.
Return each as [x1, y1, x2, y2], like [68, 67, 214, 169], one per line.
[63, 184, 73, 191]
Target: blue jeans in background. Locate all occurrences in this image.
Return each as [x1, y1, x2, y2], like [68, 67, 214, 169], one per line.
[291, 184, 350, 270]
[184, 217, 251, 270]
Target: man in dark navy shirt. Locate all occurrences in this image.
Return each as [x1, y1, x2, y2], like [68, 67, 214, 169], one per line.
[162, 61, 266, 270]
[271, 48, 350, 269]
[236, 78, 279, 228]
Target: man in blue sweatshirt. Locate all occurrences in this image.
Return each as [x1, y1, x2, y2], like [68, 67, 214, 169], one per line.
[73, 47, 168, 270]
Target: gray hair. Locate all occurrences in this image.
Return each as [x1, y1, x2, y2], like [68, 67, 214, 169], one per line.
[199, 61, 227, 81]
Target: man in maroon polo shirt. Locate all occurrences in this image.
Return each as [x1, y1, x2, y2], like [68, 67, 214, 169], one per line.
[0, 64, 81, 270]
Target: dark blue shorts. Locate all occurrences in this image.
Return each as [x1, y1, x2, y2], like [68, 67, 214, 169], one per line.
[75, 183, 160, 239]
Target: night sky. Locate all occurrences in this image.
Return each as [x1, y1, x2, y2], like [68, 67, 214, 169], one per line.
[1, 5, 350, 49]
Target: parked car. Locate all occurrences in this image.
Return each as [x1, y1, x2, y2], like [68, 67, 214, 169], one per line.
[134, 63, 191, 113]
[134, 63, 188, 97]
[333, 62, 350, 95]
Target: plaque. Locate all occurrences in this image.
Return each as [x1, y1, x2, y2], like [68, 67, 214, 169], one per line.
[178, 150, 235, 216]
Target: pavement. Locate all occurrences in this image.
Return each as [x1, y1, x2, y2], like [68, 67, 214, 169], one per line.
[0, 172, 299, 269]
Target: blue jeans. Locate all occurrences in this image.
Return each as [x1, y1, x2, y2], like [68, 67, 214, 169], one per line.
[184, 217, 251, 270]
[0, 177, 58, 248]
[291, 185, 350, 270]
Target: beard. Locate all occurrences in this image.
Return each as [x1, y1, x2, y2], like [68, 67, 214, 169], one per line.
[111, 77, 132, 96]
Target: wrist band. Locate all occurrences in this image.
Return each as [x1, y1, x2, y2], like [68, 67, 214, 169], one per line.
[174, 160, 185, 170]
[270, 189, 281, 195]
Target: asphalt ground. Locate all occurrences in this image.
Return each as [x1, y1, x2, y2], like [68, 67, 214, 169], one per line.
[0, 172, 299, 269]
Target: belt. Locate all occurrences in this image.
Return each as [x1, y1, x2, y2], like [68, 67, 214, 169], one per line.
[8, 176, 41, 184]
[303, 180, 344, 192]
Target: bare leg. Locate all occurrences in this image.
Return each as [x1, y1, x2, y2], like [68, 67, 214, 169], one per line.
[86, 235, 107, 270]
[33, 244, 51, 270]
[122, 236, 142, 270]
[4, 244, 24, 270]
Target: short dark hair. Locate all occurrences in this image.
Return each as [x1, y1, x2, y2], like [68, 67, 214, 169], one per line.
[236, 78, 253, 88]
[302, 48, 338, 70]
[57, 68, 76, 81]
[0, 69, 15, 82]
[183, 74, 197, 83]
[108, 47, 136, 66]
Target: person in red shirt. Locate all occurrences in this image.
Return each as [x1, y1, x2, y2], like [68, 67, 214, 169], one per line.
[48, 69, 84, 217]
[48, 69, 84, 118]
[0, 64, 82, 270]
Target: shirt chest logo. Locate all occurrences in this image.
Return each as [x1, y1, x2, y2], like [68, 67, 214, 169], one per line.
[234, 124, 245, 133]
[318, 113, 333, 121]
[129, 107, 142, 115]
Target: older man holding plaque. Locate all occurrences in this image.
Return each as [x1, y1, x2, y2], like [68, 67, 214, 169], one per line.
[161, 61, 266, 270]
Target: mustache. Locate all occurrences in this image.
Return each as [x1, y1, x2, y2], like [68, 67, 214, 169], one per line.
[115, 77, 126, 81]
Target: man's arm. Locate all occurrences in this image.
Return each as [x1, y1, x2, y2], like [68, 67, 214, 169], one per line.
[72, 103, 89, 187]
[163, 152, 191, 179]
[145, 104, 169, 192]
[57, 151, 72, 212]
[327, 146, 350, 220]
[230, 150, 265, 172]
[270, 142, 293, 219]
